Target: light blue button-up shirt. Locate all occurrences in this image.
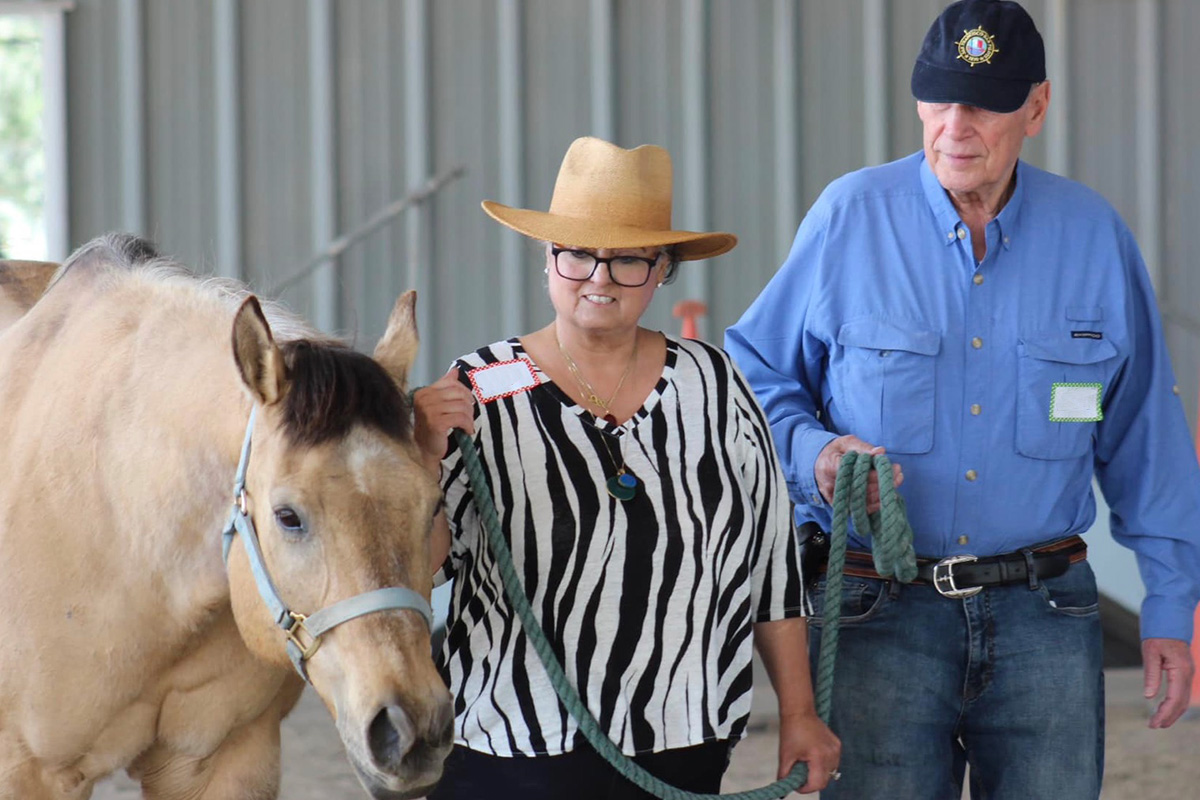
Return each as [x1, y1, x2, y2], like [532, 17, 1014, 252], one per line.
[726, 151, 1200, 641]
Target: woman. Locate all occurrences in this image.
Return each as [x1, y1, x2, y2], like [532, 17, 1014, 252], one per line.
[415, 137, 839, 799]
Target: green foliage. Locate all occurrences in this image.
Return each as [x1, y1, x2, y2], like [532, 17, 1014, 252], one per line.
[0, 16, 44, 258]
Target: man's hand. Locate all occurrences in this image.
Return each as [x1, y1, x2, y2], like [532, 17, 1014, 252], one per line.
[1143, 637, 1195, 728]
[777, 710, 841, 794]
[814, 435, 903, 512]
[412, 367, 475, 477]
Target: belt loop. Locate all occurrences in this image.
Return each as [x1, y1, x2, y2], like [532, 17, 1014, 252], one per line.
[1022, 548, 1038, 590]
[888, 580, 901, 600]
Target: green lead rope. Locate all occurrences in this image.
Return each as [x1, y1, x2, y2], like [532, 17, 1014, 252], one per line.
[453, 430, 915, 799]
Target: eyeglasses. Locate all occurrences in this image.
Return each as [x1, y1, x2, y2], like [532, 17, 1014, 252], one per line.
[551, 247, 660, 288]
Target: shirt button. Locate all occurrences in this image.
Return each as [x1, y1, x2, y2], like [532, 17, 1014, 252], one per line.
[970, 403, 982, 415]
[1173, 385, 1181, 396]
[971, 337, 983, 349]
[958, 535, 970, 545]
[947, 231, 956, 240]
[957, 228, 967, 240]
[973, 273, 984, 285]
[965, 469, 978, 481]
[1003, 235, 1011, 245]
[811, 494, 821, 504]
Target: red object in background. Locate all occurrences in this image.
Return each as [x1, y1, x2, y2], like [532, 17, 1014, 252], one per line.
[673, 300, 707, 339]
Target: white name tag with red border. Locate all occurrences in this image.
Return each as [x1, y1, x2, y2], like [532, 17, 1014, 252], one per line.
[468, 359, 541, 404]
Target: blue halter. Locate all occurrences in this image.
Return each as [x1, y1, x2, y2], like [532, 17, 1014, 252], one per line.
[221, 406, 434, 682]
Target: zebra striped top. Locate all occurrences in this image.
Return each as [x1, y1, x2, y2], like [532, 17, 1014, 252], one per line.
[435, 335, 804, 757]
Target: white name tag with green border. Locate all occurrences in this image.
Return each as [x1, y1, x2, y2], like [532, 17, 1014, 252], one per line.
[1050, 382, 1103, 422]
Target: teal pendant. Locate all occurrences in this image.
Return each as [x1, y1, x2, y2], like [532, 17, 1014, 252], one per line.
[606, 471, 638, 501]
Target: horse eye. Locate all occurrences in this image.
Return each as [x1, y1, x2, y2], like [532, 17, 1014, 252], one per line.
[274, 507, 306, 534]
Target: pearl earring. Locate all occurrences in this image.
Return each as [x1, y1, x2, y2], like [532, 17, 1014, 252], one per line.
[544, 267, 549, 274]
[656, 281, 664, 288]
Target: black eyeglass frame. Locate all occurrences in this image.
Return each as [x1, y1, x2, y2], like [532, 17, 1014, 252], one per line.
[550, 247, 662, 288]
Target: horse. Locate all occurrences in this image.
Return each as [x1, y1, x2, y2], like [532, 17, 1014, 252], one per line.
[0, 234, 453, 800]
[0, 258, 57, 332]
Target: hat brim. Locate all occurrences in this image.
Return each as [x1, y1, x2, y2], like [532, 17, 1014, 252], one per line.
[481, 201, 737, 262]
[911, 61, 1034, 114]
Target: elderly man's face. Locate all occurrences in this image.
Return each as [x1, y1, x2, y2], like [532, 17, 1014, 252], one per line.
[918, 82, 1050, 206]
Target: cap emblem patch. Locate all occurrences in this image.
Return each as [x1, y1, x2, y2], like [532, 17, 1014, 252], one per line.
[956, 27, 999, 67]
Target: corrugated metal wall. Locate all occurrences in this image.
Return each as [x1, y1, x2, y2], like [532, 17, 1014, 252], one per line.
[60, 0, 1200, 427]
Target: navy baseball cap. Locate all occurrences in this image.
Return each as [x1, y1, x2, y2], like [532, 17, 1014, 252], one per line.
[911, 0, 1046, 113]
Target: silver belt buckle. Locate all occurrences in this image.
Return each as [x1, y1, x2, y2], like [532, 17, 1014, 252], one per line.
[932, 554, 982, 598]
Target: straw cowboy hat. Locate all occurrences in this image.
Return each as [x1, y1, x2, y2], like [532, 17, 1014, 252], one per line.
[481, 136, 737, 262]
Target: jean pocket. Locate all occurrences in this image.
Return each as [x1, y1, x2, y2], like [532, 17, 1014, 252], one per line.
[1035, 562, 1100, 617]
[835, 319, 940, 454]
[1016, 336, 1117, 460]
[809, 576, 889, 626]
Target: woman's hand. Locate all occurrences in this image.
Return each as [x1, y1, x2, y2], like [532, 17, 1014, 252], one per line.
[777, 711, 841, 794]
[412, 367, 475, 477]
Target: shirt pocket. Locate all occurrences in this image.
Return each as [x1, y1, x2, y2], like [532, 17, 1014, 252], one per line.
[1016, 336, 1118, 460]
[835, 320, 940, 454]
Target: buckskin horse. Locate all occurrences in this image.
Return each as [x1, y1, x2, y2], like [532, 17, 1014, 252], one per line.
[0, 234, 452, 800]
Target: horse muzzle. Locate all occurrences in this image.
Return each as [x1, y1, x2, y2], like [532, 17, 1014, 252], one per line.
[345, 693, 455, 799]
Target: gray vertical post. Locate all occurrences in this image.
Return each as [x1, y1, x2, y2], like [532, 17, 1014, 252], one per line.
[309, 0, 338, 331]
[679, 0, 710, 334]
[1043, 0, 1071, 178]
[862, 0, 889, 167]
[497, 0, 526, 339]
[590, 0, 616, 142]
[404, 0, 433, 383]
[214, 0, 242, 280]
[773, 0, 799, 263]
[118, 0, 145, 237]
[1135, 0, 1162, 291]
[41, 8, 69, 261]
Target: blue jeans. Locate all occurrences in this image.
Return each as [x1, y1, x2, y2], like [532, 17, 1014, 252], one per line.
[809, 560, 1104, 800]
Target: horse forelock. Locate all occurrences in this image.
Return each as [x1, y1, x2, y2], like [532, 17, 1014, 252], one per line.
[279, 340, 412, 448]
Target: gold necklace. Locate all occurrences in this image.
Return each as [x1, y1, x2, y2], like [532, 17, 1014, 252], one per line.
[555, 331, 638, 423]
[553, 330, 641, 500]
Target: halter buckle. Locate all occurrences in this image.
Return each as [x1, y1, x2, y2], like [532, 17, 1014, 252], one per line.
[284, 612, 322, 661]
[932, 554, 983, 599]
[237, 489, 248, 516]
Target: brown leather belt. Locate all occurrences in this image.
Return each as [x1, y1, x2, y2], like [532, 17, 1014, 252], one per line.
[825, 535, 1088, 599]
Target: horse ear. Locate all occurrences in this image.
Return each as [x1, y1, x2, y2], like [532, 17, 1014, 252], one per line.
[232, 296, 288, 406]
[373, 290, 419, 394]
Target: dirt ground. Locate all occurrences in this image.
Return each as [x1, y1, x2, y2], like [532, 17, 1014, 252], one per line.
[92, 667, 1197, 799]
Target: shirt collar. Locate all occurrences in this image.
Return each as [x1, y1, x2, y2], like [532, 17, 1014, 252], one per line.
[920, 153, 1024, 251]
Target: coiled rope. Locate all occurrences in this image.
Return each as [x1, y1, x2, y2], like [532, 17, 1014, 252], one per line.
[453, 430, 915, 799]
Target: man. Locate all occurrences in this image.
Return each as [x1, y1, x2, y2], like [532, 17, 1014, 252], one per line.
[725, 1, 1200, 797]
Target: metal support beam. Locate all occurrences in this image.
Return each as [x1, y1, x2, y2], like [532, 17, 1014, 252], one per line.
[1134, 0, 1162, 291]
[41, 9, 69, 260]
[117, 0, 145, 236]
[213, 0, 242, 280]
[589, 0, 615, 141]
[862, 0, 889, 167]
[404, 0, 433, 383]
[497, 0, 525, 341]
[1043, 0, 1071, 177]
[773, 0, 798, 262]
[679, 0, 710, 331]
[308, 0, 338, 331]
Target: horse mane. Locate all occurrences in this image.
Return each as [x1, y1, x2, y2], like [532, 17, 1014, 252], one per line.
[56, 233, 411, 446]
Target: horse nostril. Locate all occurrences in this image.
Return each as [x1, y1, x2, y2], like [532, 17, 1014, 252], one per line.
[367, 705, 416, 770]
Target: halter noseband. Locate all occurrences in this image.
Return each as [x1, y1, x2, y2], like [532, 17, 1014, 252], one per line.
[221, 406, 434, 682]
